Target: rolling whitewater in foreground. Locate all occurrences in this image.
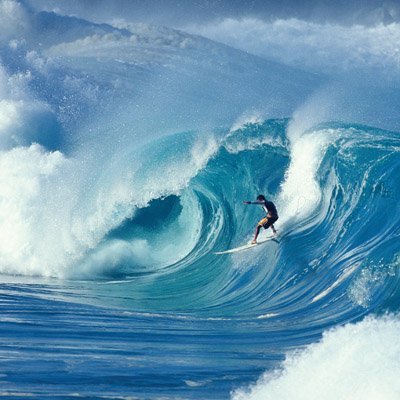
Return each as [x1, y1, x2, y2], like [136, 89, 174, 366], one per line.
[0, 1, 400, 399]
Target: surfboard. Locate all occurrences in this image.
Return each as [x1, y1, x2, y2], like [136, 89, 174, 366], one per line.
[214, 234, 278, 255]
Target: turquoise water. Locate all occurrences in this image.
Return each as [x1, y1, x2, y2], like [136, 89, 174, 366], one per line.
[0, 2, 400, 399]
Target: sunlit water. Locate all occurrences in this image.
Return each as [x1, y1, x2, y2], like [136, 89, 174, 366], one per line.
[0, 2, 399, 399]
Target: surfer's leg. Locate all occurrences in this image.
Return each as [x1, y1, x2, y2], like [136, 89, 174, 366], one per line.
[271, 216, 279, 234]
[253, 218, 267, 244]
[252, 225, 261, 244]
[263, 216, 278, 234]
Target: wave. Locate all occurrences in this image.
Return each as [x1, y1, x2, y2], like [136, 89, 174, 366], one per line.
[232, 315, 400, 400]
[0, 1, 398, 314]
[0, 1, 317, 278]
[1, 3, 400, 398]
[1, 108, 399, 313]
[4, 117, 398, 319]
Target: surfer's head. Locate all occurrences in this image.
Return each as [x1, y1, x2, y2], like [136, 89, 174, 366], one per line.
[257, 194, 266, 201]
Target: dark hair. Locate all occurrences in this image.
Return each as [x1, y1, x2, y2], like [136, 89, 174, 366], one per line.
[257, 194, 266, 201]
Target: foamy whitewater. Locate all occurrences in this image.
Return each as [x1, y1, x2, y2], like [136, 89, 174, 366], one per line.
[0, 1, 399, 398]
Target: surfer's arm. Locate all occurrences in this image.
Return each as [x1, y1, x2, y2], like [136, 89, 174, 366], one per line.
[243, 201, 264, 205]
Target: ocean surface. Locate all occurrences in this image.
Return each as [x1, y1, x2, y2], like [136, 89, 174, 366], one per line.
[0, 1, 400, 399]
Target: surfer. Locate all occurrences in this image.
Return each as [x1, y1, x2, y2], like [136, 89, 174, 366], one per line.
[243, 194, 278, 244]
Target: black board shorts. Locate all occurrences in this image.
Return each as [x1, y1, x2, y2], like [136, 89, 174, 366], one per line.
[262, 215, 278, 229]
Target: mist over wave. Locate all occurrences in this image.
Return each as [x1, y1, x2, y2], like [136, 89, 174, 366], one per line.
[187, 16, 400, 131]
[0, 1, 400, 398]
[187, 17, 400, 77]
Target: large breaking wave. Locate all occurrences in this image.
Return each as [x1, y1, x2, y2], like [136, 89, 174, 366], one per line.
[1, 1, 400, 398]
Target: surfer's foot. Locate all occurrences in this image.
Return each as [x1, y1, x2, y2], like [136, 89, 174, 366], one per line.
[251, 240, 257, 245]
[272, 229, 278, 235]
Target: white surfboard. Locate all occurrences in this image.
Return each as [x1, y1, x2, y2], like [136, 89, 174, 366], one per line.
[214, 234, 278, 255]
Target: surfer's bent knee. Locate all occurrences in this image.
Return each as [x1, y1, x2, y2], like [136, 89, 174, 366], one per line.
[257, 217, 268, 227]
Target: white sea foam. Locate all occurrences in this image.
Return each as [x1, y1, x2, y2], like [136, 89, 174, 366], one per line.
[229, 112, 265, 133]
[0, 133, 217, 277]
[0, 144, 66, 276]
[232, 315, 400, 400]
[277, 86, 341, 224]
[277, 130, 332, 223]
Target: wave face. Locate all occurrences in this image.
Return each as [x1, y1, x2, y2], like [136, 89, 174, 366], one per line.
[62, 119, 399, 318]
[0, 2, 400, 399]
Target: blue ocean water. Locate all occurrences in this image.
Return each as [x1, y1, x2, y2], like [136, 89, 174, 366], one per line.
[0, 2, 400, 399]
